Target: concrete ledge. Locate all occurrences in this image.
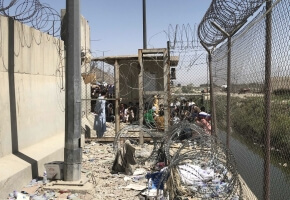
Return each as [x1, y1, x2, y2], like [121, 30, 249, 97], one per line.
[239, 175, 257, 200]
[0, 133, 64, 199]
[43, 174, 94, 194]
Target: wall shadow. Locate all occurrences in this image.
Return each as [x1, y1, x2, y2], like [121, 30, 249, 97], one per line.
[84, 125, 91, 138]
[8, 17, 39, 178]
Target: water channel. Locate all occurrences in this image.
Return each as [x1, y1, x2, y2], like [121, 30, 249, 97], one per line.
[218, 131, 290, 200]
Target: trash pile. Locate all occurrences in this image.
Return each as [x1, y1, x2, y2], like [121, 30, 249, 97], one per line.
[7, 179, 91, 200]
[112, 121, 243, 200]
[7, 141, 142, 200]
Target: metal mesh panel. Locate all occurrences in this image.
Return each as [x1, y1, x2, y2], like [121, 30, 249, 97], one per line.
[80, 1, 289, 199]
[119, 59, 140, 124]
[81, 59, 116, 138]
[169, 49, 211, 121]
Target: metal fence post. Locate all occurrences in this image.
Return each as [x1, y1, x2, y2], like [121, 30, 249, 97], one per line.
[138, 50, 144, 145]
[200, 42, 217, 136]
[164, 43, 170, 133]
[263, 0, 272, 199]
[226, 37, 231, 149]
[210, 22, 231, 148]
[114, 60, 120, 135]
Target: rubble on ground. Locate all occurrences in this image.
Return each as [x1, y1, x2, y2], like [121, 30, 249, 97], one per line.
[7, 122, 243, 200]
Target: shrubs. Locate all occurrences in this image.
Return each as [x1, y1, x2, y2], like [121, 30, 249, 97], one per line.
[273, 88, 290, 96]
[216, 95, 290, 158]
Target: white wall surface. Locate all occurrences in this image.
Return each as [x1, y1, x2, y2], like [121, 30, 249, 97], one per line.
[0, 16, 65, 158]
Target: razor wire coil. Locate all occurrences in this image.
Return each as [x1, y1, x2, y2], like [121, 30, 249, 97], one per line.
[112, 121, 242, 199]
[198, 0, 265, 47]
[0, 0, 61, 36]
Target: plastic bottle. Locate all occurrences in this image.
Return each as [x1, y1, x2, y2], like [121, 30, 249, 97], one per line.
[13, 190, 18, 198]
[43, 171, 47, 184]
[132, 175, 145, 182]
[148, 178, 153, 189]
[232, 194, 239, 200]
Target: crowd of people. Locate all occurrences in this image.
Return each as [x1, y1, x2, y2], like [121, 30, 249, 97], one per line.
[143, 97, 212, 134]
[91, 82, 115, 112]
[91, 85, 212, 137]
[170, 98, 212, 134]
[119, 102, 139, 124]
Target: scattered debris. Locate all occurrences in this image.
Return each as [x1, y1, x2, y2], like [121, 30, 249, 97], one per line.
[7, 121, 244, 199]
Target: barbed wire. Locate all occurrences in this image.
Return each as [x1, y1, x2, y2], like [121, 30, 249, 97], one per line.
[112, 121, 242, 199]
[167, 23, 202, 50]
[0, 0, 61, 36]
[207, 0, 290, 198]
[0, 1, 66, 111]
[198, 0, 265, 47]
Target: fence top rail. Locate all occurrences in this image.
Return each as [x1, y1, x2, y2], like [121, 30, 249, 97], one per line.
[91, 55, 179, 66]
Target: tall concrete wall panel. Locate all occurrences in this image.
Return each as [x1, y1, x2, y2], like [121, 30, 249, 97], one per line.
[0, 17, 11, 157]
[80, 17, 90, 54]
[0, 17, 9, 72]
[0, 16, 65, 158]
[13, 74, 65, 149]
[0, 74, 11, 157]
[0, 13, 93, 197]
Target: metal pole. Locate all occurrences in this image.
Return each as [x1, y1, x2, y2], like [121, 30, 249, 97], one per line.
[263, 1, 272, 199]
[114, 60, 120, 134]
[226, 37, 231, 149]
[138, 49, 144, 144]
[164, 43, 170, 132]
[102, 52, 104, 83]
[208, 54, 217, 135]
[64, 0, 82, 181]
[84, 22, 88, 118]
[200, 41, 217, 136]
[143, 0, 147, 49]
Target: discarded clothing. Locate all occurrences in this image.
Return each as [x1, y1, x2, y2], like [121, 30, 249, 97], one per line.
[112, 140, 136, 175]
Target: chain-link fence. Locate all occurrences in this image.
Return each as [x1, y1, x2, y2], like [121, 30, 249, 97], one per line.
[81, 27, 243, 199]
[169, 48, 211, 122]
[202, 0, 290, 199]
[81, 58, 116, 138]
[81, 1, 289, 198]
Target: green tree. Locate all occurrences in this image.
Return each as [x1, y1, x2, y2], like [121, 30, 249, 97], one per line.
[181, 84, 194, 93]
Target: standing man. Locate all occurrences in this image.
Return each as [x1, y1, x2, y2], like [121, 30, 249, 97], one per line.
[94, 90, 107, 138]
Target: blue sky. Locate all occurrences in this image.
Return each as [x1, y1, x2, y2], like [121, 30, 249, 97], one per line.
[48, 0, 212, 57]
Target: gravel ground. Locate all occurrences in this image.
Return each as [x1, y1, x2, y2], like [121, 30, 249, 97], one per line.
[6, 122, 253, 200]
[81, 141, 153, 200]
[7, 122, 155, 200]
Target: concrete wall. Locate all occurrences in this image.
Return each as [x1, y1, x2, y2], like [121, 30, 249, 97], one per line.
[0, 14, 90, 197]
[0, 16, 10, 158]
[0, 16, 65, 158]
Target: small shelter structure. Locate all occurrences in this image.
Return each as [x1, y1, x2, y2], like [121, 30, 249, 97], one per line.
[91, 48, 179, 133]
